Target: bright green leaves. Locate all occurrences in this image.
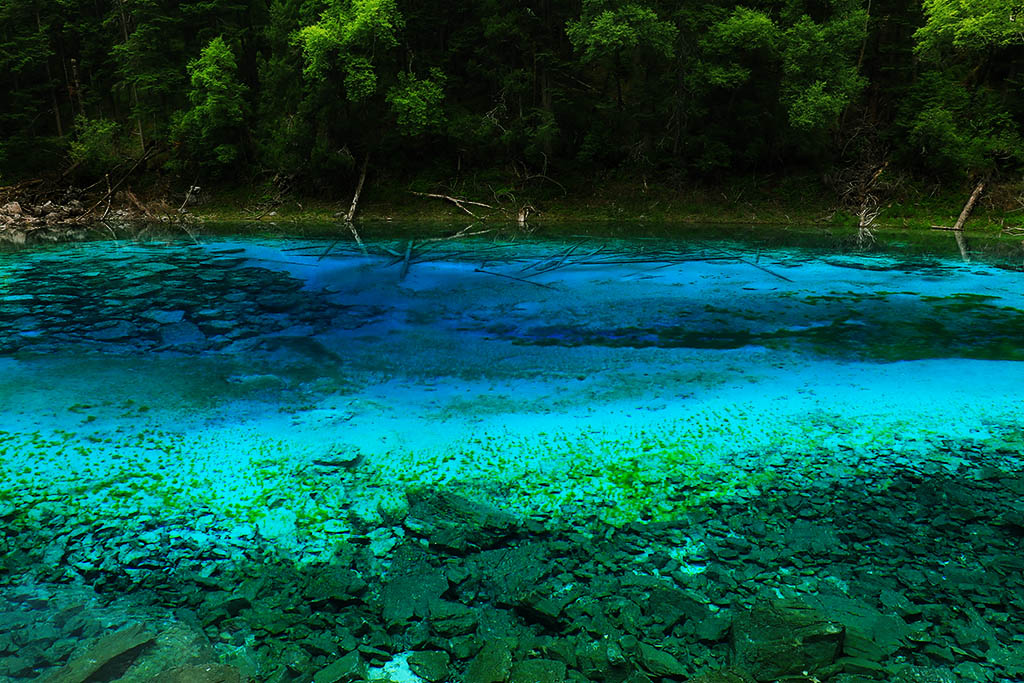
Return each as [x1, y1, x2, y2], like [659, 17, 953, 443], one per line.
[69, 117, 122, 175]
[699, 5, 866, 133]
[567, 1, 677, 64]
[343, 57, 378, 102]
[786, 80, 850, 130]
[707, 7, 778, 53]
[386, 69, 446, 136]
[295, 0, 403, 101]
[566, 0, 677, 164]
[917, 0, 1024, 54]
[293, 0, 445, 141]
[779, 12, 867, 131]
[295, 24, 335, 81]
[344, 0, 403, 48]
[185, 36, 247, 117]
[702, 7, 779, 87]
[908, 0, 1024, 175]
[172, 36, 248, 171]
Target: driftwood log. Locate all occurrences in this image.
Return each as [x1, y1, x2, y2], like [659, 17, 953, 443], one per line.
[930, 180, 985, 261]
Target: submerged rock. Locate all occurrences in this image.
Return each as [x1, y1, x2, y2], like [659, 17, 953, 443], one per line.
[40, 623, 154, 683]
[685, 669, 754, 683]
[88, 320, 137, 341]
[637, 641, 688, 677]
[465, 640, 514, 683]
[508, 659, 567, 683]
[730, 600, 844, 681]
[314, 650, 366, 683]
[407, 650, 450, 682]
[381, 546, 449, 625]
[404, 489, 519, 553]
[159, 320, 206, 347]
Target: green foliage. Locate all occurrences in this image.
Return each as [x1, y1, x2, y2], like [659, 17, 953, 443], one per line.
[172, 36, 248, 172]
[386, 70, 446, 135]
[0, 0, 1022, 189]
[916, 0, 1024, 53]
[702, 8, 779, 87]
[780, 12, 867, 132]
[69, 116, 122, 175]
[295, 0, 404, 102]
[899, 0, 1024, 175]
[567, 1, 678, 64]
[898, 71, 1024, 176]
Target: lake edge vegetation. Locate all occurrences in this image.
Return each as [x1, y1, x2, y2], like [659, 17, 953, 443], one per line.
[4, 0, 1024, 237]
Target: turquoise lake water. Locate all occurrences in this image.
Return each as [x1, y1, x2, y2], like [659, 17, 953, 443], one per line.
[2, 228, 1023, 681]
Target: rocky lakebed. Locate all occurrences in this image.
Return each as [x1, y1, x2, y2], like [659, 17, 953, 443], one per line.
[1, 233, 1024, 682]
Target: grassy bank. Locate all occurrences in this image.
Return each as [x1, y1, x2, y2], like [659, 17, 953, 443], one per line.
[189, 174, 1024, 238]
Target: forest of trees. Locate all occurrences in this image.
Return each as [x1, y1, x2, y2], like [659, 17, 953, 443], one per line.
[1, 0, 1022, 196]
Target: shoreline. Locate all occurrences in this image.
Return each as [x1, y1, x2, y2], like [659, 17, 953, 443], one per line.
[4, 174, 1024, 249]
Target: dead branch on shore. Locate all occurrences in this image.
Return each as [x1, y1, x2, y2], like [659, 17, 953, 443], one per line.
[341, 154, 371, 253]
[931, 180, 985, 262]
[124, 189, 155, 220]
[346, 153, 370, 224]
[0, 179, 43, 204]
[101, 174, 113, 219]
[410, 191, 497, 220]
[84, 149, 154, 218]
[953, 180, 985, 232]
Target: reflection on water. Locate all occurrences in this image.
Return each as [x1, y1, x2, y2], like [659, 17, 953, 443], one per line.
[1, 229, 1023, 682]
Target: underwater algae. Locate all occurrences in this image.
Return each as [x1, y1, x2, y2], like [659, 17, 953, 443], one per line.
[4, 234, 1024, 681]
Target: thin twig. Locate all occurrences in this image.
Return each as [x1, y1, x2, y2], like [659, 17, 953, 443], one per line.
[709, 246, 794, 282]
[410, 191, 497, 220]
[399, 240, 414, 281]
[473, 268, 557, 289]
[85, 149, 153, 217]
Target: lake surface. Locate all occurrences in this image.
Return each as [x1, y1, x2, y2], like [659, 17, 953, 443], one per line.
[2, 227, 1023, 681]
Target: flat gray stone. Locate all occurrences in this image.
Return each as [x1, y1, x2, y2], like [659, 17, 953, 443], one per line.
[143, 309, 186, 324]
[160, 321, 205, 346]
[405, 489, 518, 552]
[89, 321, 137, 340]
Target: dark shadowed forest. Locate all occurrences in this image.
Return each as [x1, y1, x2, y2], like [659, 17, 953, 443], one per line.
[2, 0, 1023, 211]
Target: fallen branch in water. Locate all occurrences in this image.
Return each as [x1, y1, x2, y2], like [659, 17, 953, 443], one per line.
[473, 267, 557, 289]
[399, 240, 414, 281]
[700, 246, 794, 282]
[420, 223, 493, 243]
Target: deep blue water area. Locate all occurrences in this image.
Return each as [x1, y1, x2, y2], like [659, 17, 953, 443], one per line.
[1, 228, 1024, 682]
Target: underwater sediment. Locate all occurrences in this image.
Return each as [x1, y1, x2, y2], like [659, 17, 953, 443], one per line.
[1, 233, 1023, 681]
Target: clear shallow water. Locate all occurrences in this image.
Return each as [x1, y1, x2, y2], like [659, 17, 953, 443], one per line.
[2, 230, 1024, 681]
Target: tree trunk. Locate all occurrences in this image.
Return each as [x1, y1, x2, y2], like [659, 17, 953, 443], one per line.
[952, 181, 984, 232]
[36, 11, 63, 137]
[345, 152, 370, 224]
[116, 0, 146, 154]
[951, 180, 984, 262]
[344, 153, 369, 253]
